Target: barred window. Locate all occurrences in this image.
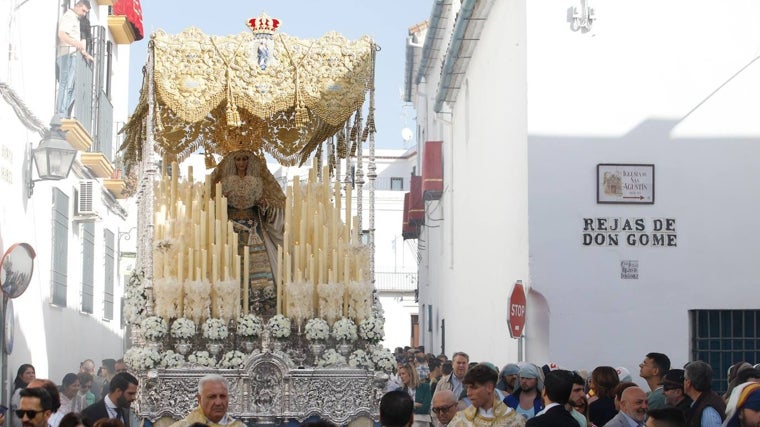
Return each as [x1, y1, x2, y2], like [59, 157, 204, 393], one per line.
[690, 309, 760, 393]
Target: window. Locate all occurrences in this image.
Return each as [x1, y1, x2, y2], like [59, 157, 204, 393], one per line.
[81, 223, 95, 313]
[103, 229, 114, 320]
[690, 310, 760, 393]
[51, 189, 69, 306]
[390, 177, 404, 191]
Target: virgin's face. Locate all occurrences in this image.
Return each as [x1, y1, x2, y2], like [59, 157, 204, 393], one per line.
[234, 156, 249, 172]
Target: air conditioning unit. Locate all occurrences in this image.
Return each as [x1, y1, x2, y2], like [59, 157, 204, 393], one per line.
[77, 180, 101, 217]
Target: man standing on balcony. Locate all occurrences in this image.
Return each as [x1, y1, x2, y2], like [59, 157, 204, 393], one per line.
[56, 0, 93, 118]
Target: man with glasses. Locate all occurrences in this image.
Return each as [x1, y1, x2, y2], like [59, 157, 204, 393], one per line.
[55, 0, 93, 118]
[431, 390, 458, 427]
[17, 388, 53, 427]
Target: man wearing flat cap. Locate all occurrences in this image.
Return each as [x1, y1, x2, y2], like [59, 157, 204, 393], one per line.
[660, 369, 691, 415]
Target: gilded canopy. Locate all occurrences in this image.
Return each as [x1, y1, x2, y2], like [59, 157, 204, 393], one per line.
[120, 25, 376, 173]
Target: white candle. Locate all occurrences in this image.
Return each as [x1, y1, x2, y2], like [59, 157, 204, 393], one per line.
[276, 245, 283, 315]
[243, 246, 249, 313]
[345, 183, 352, 227]
[212, 251, 218, 284]
[201, 249, 207, 280]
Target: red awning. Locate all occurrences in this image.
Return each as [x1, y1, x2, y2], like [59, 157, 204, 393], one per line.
[409, 175, 424, 225]
[422, 140, 443, 200]
[402, 192, 419, 240]
[113, 0, 144, 41]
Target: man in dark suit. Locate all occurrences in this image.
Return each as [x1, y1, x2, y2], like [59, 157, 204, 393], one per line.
[526, 370, 580, 427]
[81, 372, 138, 427]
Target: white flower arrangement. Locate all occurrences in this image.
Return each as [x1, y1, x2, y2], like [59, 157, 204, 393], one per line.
[318, 348, 347, 368]
[332, 317, 358, 342]
[285, 281, 313, 324]
[317, 282, 344, 325]
[371, 347, 396, 374]
[124, 270, 147, 326]
[349, 349, 373, 370]
[236, 314, 263, 338]
[219, 350, 246, 369]
[124, 347, 161, 371]
[153, 277, 183, 320]
[359, 316, 385, 343]
[348, 280, 374, 323]
[183, 279, 211, 323]
[141, 316, 168, 341]
[212, 279, 241, 322]
[267, 314, 291, 339]
[202, 318, 229, 340]
[188, 351, 216, 368]
[304, 318, 330, 341]
[170, 317, 196, 340]
[160, 350, 185, 368]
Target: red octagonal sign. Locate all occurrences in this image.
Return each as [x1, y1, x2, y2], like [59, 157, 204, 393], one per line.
[508, 281, 526, 338]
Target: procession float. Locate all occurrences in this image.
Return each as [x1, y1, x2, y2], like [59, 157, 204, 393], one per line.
[118, 13, 391, 426]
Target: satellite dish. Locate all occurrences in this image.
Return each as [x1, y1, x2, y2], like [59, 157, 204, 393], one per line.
[401, 128, 413, 142]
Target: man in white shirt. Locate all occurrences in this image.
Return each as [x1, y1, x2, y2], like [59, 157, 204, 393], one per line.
[55, 0, 93, 117]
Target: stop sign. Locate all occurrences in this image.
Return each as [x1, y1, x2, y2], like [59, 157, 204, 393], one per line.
[508, 281, 526, 338]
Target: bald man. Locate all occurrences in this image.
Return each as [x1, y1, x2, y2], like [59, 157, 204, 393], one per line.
[603, 387, 648, 427]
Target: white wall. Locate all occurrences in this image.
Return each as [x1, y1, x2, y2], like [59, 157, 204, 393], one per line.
[1, 1, 135, 389]
[526, 0, 760, 373]
[415, 0, 528, 364]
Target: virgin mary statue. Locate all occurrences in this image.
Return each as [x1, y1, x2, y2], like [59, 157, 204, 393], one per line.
[211, 151, 285, 315]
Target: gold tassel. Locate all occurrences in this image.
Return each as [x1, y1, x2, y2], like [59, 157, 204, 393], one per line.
[295, 103, 309, 127]
[226, 100, 241, 127]
[336, 131, 347, 157]
[361, 127, 369, 143]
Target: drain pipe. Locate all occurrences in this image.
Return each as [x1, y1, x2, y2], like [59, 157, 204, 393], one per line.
[434, 0, 477, 113]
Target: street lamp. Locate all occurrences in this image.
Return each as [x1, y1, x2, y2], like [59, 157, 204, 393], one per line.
[27, 117, 77, 197]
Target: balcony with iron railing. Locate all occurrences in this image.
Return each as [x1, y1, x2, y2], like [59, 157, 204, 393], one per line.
[374, 271, 417, 294]
[59, 25, 126, 198]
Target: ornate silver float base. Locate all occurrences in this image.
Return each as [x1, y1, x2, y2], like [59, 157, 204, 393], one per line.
[136, 350, 386, 426]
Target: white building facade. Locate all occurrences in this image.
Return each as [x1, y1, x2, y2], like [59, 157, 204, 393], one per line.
[0, 0, 141, 399]
[409, 0, 760, 389]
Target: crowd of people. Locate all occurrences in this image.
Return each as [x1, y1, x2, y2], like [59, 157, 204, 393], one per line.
[3, 358, 136, 427]
[5, 351, 760, 427]
[380, 348, 760, 427]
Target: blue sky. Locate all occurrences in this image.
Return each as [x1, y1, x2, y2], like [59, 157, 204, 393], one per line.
[127, 1, 432, 150]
